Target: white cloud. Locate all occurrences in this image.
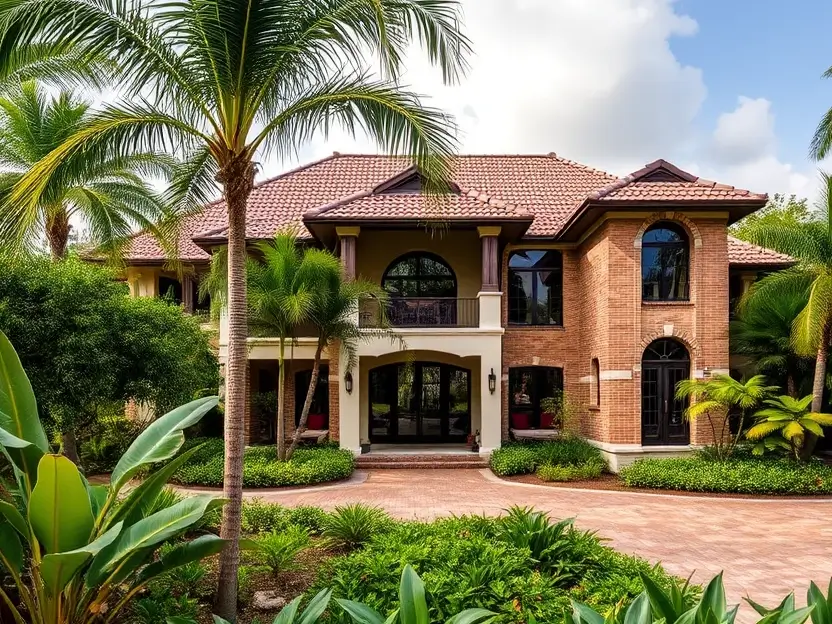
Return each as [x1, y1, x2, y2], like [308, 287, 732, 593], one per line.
[262, 0, 816, 200]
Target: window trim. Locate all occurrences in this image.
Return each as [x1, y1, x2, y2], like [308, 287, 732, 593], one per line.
[590, 358, 600, 407]
[641, 222, 690, 302]
[507, 249, 564, 326]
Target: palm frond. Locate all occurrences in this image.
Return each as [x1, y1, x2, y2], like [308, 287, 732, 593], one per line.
[746, 421, 784, 440]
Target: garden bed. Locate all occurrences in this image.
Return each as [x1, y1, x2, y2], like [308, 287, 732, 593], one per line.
[489, 438, 607, 481]
[170, 438, 355, 488]
[135, 501, 681, 624]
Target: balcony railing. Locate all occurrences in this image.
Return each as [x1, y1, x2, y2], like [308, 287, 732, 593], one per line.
[360, 297, 479, 328]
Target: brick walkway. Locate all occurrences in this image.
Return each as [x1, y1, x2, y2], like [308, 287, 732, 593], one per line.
[224, 468, 832, 616]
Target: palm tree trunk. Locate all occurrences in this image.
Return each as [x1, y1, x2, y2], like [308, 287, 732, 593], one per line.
[61, 430, 80, 466]
[45, 208, 70, 260]
[276, 336, 287, 461]
[802, 322, 831, 460]
[787, 374, 797, 398]
[214, 156, 255, 622]
[286, 342, 324, 461]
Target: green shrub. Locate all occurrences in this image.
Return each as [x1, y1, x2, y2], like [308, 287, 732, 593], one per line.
[311, 510, 674, 624]
[322, 503, 391, 549]
[290, 505, 330, 534]
[132, 594, 198, 624]
[537, 460, 604, 482]
[253, 525, 311, 575]
[490, 439, 605, 476]
[619, 456, 832, 494]
[172, 439, 354, 487]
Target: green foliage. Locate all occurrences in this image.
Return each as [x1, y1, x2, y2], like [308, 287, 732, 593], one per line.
[253, 525, 310, 575]
[747, 394, 832, 460]
[311, 511, 675, 624]
[322, 503, 391, 549]
[237, 564, 267, 605]
[619, 455, 832, 494]
[0, 256, 219, 441]
[0, 329, 225, 624]
[489, 439, 605, 477]
[731, 194, 811, 242]
[675, 374, 778, 460]
[133, 594, 199, 624]
[172, 439, 354, 488]
[537, 461, 603, 482]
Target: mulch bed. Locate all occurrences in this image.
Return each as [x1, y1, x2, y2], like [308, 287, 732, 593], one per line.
[502, 473, 832, 499]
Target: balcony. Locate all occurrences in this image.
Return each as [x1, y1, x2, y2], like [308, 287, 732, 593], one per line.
[359, 297, 479, 329]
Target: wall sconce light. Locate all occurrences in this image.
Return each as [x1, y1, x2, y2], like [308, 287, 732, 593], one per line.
[488, 368, 496, 394]
[344, 371, 354, 394]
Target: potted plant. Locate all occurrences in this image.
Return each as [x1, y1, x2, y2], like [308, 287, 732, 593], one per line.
[539, 396, 560, 429]
[360, 438, 372, 454]
[467, 430, 480, 452]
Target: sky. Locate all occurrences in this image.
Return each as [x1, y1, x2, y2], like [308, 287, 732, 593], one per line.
[266, 0, 832, 202]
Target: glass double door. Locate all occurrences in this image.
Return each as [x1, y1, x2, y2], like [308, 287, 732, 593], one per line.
[370, 362, 470, 442]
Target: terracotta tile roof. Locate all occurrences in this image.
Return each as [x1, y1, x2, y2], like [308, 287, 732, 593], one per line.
[123, 154, 768, 262]
[589, 159, 767, 203]
[727, 236, 795, 267]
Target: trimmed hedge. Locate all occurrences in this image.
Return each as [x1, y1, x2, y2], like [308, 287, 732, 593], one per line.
[173, 438, 354, 488]
[490, 438, 606, 476]
[537, 460, 604, 482]
[619, 456, 832, 495]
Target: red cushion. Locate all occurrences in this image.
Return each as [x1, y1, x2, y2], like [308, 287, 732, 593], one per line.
[307, 414, 326, 430]
[511, 412, 530, 429]
[540, 412, 555, 429]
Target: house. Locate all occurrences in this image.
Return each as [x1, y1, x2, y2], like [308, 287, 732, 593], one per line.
[122, 153, 793, 470]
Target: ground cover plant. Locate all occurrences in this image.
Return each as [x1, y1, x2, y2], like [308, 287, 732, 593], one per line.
[619, 452, 832, 494]
[171, 438, 354, 488]
[489, 438, 606, 478]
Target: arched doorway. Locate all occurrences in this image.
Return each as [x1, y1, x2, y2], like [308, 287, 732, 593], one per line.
[369, 362, 471, 442]
[641, 338, 690, 445]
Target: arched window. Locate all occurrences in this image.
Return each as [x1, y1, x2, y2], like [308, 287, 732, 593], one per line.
[382, 252, 456, 298]
[641, 222, 690, 301]
[508, 250, 563, 325]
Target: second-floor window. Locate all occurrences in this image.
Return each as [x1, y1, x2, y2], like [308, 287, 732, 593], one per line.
[382, 252, 456, 298]
[641, 222, 690, 301]
[508, 250, 563, 325]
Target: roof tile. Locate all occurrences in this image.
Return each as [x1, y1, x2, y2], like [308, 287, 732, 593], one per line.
[727, 236, 795, 267]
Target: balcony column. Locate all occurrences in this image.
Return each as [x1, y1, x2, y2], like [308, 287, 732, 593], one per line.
[337, 226, 360, 280]
[336, 226, 361, 453]
[478, 226, 501, 292]
[182, 275, 194, 313]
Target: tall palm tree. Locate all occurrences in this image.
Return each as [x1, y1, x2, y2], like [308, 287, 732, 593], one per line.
[0, 1, 470, 617]
[0, 81, 172, 258]
[287, 257, 399, 461]
[739, 173, 832, 457]
[731, 277, 815, 397]
[246, 234, 338, 460]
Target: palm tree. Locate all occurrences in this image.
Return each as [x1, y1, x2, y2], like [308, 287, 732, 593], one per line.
[731, 278, 815, 397]
[246, 234, 338, 460]
[287, 259, 398, 461]
[738, 173, 832, 457]
[747, 394, 832, 461]
[0, 81, 172, 259]
[675, 374, 777, 459]
[0, 1, 470, 617]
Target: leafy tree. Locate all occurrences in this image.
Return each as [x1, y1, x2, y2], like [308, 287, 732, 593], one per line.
[0, 1, 470, 614]
[0, 81, 173, 258]
[738, 173, 832, 458]
[730, 194, 811, 242]
[747, 394, 832, 461]
[731, 278, 815, 397]
[0, 255, 218, 464]
[675, 374, 777, 460]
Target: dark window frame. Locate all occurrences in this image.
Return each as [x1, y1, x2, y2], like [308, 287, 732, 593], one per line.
[641, 222, 690, 302]
[507, 250, 564, 326]
[381, 251, 457, 298]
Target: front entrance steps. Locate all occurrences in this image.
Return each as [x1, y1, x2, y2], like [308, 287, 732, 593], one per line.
[355, 444, 488, 469]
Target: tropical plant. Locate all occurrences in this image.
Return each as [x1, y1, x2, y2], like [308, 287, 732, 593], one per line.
[0, 330, 226, 624]
[733, 173, 832, 458]
[674, 374, 778, 460]
[0, 0, 470, 615]
[0, 81, 173, 258]
[569, 572, 813, 624]
[731, 279, 814, 397]
[322, 503, 389, 550]
[289, 245, 398, 460]
[253, 525, 310, 576]
[337, 565, 496, 624]
[746, 394, 832, 460]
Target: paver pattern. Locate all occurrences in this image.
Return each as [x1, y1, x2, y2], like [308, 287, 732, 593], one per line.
[227, 468, 832, 618]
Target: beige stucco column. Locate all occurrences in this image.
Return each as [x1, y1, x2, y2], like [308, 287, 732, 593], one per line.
[478, 338, 503, 455]
[741, 273, 756, 295]
[478, 226, 501, 292]
[336, 226, 362, 453]
[182, 275, 194, 313]
[337, 226, 360, 280]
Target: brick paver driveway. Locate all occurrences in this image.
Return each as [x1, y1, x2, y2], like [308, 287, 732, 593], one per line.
[227, 469, 832, 617]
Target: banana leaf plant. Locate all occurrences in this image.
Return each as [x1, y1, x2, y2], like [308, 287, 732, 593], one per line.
[0, 330, 227, 624]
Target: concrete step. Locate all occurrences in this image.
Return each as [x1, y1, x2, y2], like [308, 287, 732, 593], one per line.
[356, 453, 483, 463]
[356, 459, 489, 470]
